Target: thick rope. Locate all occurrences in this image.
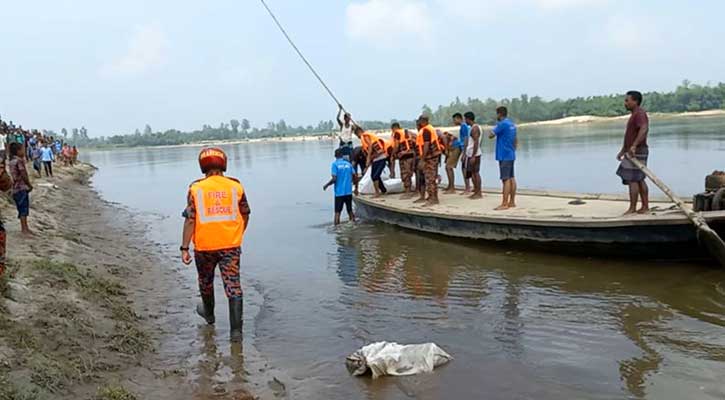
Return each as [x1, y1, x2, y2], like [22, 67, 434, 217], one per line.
[259, 0, 346, 111]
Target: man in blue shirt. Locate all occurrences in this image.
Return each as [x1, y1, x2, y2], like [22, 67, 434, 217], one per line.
[323, 148, 356, 225]
[489, 106, 518, 210]
[442, 113, 467, 194]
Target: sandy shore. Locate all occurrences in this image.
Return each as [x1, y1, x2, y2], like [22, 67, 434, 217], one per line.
[434, 109, 725, 134]
[0, 164, 258, 399]
[88, 109, 725, 151]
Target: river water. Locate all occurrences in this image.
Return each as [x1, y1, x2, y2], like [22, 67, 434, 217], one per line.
[84, 115, 725, 399]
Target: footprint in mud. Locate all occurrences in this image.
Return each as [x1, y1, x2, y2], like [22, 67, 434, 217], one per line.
[268, 377, 286, 397]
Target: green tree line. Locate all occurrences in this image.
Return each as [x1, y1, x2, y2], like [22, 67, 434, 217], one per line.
[424, 80, 725, 126]
[69, 81, 724, 148]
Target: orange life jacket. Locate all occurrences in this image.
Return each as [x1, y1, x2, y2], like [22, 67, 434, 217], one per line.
[416, 124, 442, 157]
[384, 138, 394, 157]
[370, 137, 392, 158]
[189, 175, 246, 251]
[392, 129, 412, 153]
[360, 132, 380, 154]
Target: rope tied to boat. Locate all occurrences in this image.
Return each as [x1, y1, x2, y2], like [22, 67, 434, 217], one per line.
[259, 0, 352, 118]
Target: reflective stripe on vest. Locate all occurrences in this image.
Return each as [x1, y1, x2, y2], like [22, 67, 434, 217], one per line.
[196, 187, 239, 223]
[361, 132, 380, 153]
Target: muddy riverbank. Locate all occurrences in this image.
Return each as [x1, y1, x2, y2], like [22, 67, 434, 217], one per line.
[0, 164, 269, 399]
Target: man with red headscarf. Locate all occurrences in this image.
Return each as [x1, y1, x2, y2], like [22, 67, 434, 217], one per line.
[180, 147, 251, 342]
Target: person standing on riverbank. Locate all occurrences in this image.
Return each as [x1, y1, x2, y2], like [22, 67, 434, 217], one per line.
[31, 146, 42, 178]
[617, 90, 650, 215]
[489, 107, 518, 210]
[465, 112, 483, 199]
[336, 106, 356, 160]
[415, 115, 442, 206]
[323, 148, 355, 225]
[8, 143, 33, 236]
[40, 142, 54, 177]
[180, 148, 251, 342]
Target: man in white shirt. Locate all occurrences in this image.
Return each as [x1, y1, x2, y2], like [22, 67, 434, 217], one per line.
[336, 105, 356, 160]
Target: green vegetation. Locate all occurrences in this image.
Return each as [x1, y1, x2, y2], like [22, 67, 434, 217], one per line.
[95, 384, 137, 400]
[61, 80, 725, 148]
[0, 259, 149, 399]
[424, 80, 725, 126]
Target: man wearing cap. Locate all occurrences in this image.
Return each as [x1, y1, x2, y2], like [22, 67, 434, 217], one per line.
[180, 147, 251, 342]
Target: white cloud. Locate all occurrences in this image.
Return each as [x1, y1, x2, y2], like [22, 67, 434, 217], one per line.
[101, 23, 167, 77]
[346, 0, 609, 45]
[345, 0, 432, 47]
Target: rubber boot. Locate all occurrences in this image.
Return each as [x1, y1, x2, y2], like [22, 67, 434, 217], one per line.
[196, 294, 215, 325]
[229, 298, 243, 342]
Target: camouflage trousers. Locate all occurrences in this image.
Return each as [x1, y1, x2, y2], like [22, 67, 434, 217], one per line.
[399, 156, 415, 192]
[424, 157, 439, 199]
[0, 222, 5, 278]
[194, 247, 243, 300]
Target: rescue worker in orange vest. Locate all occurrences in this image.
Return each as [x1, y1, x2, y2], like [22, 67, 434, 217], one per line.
[415, 115, 442, 206]
[180, 148, 251, 342]
[356, 127, 388, 197]
[391, 122, 416, 198]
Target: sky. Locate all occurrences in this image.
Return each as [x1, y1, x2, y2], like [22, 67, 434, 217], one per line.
[1, 0, 724, 137]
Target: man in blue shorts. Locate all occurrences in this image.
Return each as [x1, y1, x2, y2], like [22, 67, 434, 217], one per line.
[489, 106, 518, 210]
[323, 148, 356, 225]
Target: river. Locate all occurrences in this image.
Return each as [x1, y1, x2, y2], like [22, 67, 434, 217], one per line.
[83, 115, 725, 399]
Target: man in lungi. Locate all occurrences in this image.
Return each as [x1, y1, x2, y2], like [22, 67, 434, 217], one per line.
[616, 90, 650, 215]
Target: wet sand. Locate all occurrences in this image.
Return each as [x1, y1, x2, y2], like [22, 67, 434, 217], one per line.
[0, 164, 269, 399]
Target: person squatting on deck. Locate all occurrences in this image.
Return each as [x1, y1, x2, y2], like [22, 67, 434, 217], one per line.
[415, 115, 443, 206]
[489, 106, 518, 210]
[181, 148, 251, 342]
[616, 91, 650, 215]
[336, 106, 356, 160]
[323, 148, 356, 225]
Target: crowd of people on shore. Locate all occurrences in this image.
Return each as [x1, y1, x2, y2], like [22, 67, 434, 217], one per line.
[326, 91, 650, 223]
[0, 116, 80, 278]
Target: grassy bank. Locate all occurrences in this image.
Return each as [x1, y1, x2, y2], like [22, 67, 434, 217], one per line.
[0, 259, 148, 400]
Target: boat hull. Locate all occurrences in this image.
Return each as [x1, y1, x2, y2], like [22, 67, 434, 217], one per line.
[354, 197, 725, 261]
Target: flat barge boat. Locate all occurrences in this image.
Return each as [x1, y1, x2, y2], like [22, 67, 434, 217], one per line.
[354, 188, 725, 261]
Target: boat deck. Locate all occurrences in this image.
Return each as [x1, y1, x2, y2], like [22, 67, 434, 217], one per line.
[356, 188, 725, 228]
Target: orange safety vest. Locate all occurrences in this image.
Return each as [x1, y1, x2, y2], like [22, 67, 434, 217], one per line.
[189, 175, 246, 251]
[416, 124, 442, 157]
[361, 132, 380, 154]
[370, 137, 391, 157]
[383, 138, 394, 156]
[392, 129, 412, 153]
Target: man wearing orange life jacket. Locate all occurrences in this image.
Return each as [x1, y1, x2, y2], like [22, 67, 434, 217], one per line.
[391, 123, 416, 197]
[415, 115, 442, 206]
[181, 147, 251, 342]
[356, 127, 388, 197]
